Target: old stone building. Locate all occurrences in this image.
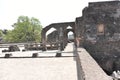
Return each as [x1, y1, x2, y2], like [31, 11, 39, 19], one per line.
[42, 0, 120, 75]
[76, 1, 120, 40]
[75, 1, 120, 75]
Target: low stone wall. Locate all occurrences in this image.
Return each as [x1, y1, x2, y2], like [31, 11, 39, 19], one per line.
[0, 43, 41, 48]
[77, 48, 112, 80]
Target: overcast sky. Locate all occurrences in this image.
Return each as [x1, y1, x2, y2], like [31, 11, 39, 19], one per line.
[0, 0, 113, 30]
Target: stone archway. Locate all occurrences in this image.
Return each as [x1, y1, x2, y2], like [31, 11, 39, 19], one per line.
[41, 22, 75, 51]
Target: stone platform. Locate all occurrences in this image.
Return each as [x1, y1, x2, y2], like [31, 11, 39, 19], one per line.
[0, 43, 77, 80]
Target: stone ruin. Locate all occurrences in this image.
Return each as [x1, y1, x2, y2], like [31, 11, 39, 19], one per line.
[41, 22, 75, 51]
[2, 45, 20, 52]
[23, 44, 42, 51]
[40, 0, 120, 75]
[75, 1, 120, 75]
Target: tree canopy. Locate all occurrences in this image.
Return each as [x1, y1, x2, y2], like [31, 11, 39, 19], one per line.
[4, 16, 42, 43]
[0, 30, 3, 37]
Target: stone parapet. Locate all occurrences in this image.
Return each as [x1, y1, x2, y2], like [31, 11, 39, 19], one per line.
[77, 48, 112, 80]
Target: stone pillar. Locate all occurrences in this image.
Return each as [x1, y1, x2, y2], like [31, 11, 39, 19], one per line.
[64, 30, 68, 47]
[74, 22, 78, 47]
[59, 28, 64, 51]
[41, 30, 47, 51]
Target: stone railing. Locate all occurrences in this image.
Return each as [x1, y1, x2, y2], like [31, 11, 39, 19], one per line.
[0, 43, 41, 48]
[76, 47, 112, 80]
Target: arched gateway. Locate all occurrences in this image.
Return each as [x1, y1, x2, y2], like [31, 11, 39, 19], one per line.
[41, 22, 75, 51]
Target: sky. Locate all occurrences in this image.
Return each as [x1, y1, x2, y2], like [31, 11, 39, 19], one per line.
[0, 0, 113, 30]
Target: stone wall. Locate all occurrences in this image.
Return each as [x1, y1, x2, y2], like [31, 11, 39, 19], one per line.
[76, 1, 120, 75]
[41, 22, 75, 50]
[42, 0, 120, 75]
[77, 1, 120, 41]
[77, 48, 112, 80]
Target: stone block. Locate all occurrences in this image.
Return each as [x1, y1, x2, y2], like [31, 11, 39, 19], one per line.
[32, 53, 38, 58]
[56, 52, 62, 57]
[4, 54, 12, 58]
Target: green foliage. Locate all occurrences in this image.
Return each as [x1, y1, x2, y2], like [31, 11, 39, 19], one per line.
[0, 30, 3, 37]
[3, 30, 13, 42]
[4, 16, 42, 43]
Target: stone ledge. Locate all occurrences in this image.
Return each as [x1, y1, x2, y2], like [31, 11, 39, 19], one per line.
[77, 48, 112, 80]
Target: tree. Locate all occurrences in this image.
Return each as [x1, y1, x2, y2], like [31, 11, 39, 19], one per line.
[4, 16, 42, 43]
[2, 29, 8, 34]
[0, 29, 3, 37]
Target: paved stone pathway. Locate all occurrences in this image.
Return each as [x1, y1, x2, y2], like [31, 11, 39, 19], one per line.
[0, 43, 77, 80]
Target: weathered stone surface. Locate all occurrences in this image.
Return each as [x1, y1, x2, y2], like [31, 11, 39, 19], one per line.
[4, 54, 12, 58]
[32, 53, 38, 58]
[41, 22, 75, 50]
[2, 45, 20, 52]
[75, 1, 120, 75]
[0, 46, 77, 80]
[9, 45, 20, 51]
[24, 44, 42, 51]
[77, 48, 112, 80]
[41, 1, 120, 75]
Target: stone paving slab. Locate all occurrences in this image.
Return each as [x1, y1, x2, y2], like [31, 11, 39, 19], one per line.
[0, 57, 77, 80]
[63, 43, 74, 52]
[0, 43, 77, 80]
